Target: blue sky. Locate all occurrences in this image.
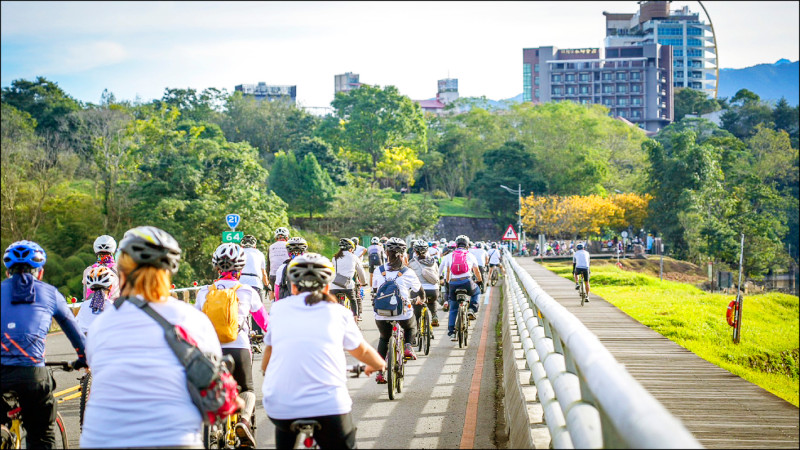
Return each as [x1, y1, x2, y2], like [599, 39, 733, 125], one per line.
[2, 1, 798, 108]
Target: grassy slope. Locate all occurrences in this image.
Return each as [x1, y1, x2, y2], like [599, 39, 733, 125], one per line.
[543, 260, 800, 406]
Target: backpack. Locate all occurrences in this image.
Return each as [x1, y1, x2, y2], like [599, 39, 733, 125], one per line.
[368, 249, 382, 267]
[373, 265, 409, 317]
[410, 258, 439, 285]
[450, 249, 470, 276]
[278, 259, 291, 300]
[115, 296, 239, 426]
[202, 283, 243, 343]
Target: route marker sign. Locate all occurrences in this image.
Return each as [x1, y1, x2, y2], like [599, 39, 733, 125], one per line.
[222, 231, 244, 243]
[502, 225, 518, 241]
[225, 214, 241, 230]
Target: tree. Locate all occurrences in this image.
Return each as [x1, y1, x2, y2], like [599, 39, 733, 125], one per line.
[267, 151, 301, 207]
[1, 77, 82, 133]
[294, 137, 348, 185]
[673, 87, 722, 121]
[329, 85, 427, 181]
[772, 97, 799, 149]
[296, 153, 336, 219]
[375, 146, 424, 190]
[156, 87, 227, 124]
[326, 185, 439, 237]
[720, 89, 775, 140]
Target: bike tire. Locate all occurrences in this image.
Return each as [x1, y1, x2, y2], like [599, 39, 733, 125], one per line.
[387, 336, 396, 400]
[397, 354, 404, 393]
[491, 270, 499, 286]
[79, 372, 92, 431]
[456, 307, 463, 349]
[55, 412, 69, 449]
[1, 425, 15, 449]
[463, 310, 469, 348]
[423, 308, 432, 356]
[417, 312, 425, 352]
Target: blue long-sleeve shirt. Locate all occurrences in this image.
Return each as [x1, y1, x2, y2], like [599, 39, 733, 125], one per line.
[1, 276, 86, 366]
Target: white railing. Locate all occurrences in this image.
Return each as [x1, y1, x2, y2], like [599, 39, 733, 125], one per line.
[170, 286, 202, 303]
[502, 255, 702, 449]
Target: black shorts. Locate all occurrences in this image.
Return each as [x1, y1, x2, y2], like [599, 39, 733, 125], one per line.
[489, 263, 500, 268]
[222, 347, 253, 393]
[574, 267, 590, 281]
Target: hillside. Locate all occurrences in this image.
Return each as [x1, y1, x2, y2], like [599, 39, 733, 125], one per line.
[718, 59, 799, 105]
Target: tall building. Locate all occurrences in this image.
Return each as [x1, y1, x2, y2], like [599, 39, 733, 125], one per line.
[334, 72, 362, 94]
[235, 82, 297, 104]
[603, 1, 717, 98]
[522, 43, 673, 132]
[415, 78, 462, 116]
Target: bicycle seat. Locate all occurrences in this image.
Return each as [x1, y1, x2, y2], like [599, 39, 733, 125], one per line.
[454, 289, 469, 296]
[2, 391, 19, 409]
[290, 420, 321, 432]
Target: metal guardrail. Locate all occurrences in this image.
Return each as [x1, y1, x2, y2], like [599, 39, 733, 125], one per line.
[170, 286, 202, 303]
[502, 255, 702, 449]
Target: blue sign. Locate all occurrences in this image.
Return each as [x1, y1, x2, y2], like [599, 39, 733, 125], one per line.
[225, 214, 241, 230]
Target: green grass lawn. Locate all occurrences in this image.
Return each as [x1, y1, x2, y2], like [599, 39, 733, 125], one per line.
[543, 261, 800, 406]
[404, 193, 492, 218]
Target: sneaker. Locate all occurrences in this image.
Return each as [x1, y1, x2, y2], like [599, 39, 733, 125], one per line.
[585, 296, 590, 302]
[467, 311, 477, 321]
[442, 302, 449, 312]
[449, 333, 457, 342]
[235, 418, 256, 448]
[356, 315, 363, 322]
[432, 316, 440, 327]
[404, 343, 417, 360]
[375, 371, 387, 384]
[575, 283, 580, 290]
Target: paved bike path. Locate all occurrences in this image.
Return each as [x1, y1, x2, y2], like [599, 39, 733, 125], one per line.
[516, 257, 799, 449]
[45, 285, 502, 448]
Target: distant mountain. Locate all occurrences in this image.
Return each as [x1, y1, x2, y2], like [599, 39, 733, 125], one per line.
[718, 59, 799, 105]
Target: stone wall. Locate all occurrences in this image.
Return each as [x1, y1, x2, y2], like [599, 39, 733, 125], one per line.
[433, 216, 502, 241]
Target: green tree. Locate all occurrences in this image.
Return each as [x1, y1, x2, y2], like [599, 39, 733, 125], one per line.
[720, 89, 775, 140]
[294, 137, 348, 185]
[326, 185, 439, 237]
[772, 97, 800, 149]
[673, 87, 722, 121]
[296, 153, 336, 218]
[268, 151, 301, 207]
[1, 77, 82, 133]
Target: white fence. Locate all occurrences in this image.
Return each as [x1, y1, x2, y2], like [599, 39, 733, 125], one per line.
[502, 255, 702, 449]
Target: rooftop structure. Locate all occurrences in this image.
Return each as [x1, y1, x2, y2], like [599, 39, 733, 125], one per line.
[235, 82, 297, 104]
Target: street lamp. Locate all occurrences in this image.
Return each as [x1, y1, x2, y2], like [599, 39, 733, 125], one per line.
[500, 184, 525, 253]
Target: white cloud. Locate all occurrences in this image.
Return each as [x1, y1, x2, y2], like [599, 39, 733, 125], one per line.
[32, 41, 128, 75]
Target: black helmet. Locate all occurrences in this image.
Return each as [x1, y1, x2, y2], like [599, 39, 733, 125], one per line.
[350, 237, 359, 246]
[118, 226, 181, 275]
[339, 238, 355, 251]
[212, 243, 247, 272]
[287, 253, 335, 290]
[384, 237, 407, 253]
[286, 237, 308, 255]
[455, 235, 470, 248]
[240, 235, 257, 248]
[576, 243, 584, 250]
[491, 242, 497, 248]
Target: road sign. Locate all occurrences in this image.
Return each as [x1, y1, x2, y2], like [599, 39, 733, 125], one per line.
[502, 225, 518, 241]
[222, 231, 244, 243]
[621, 230, 628, 238]
[225, 214, 241, 230]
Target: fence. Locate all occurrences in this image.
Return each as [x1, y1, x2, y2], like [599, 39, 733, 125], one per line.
[170, 286, 202, 303]
[501, 254, 702, 448]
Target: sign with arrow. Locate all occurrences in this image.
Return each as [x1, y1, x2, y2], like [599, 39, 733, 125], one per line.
[225, 214, 241, 231]
[502, 224, 518, 241]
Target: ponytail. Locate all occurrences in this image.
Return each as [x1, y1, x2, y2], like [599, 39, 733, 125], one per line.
[303, 289, 337, 306]
[386, 249, 404, 271]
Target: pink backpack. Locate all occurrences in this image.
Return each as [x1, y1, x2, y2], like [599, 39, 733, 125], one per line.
[451, 249, 469, 276]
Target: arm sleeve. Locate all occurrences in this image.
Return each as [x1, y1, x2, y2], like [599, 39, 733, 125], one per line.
[251, 305, 269, 333]
[52, 292, 87, 361]
[355, 257, 367, 285]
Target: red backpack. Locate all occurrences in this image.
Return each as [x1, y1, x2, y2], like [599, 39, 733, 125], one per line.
[451, 249, 470, 276]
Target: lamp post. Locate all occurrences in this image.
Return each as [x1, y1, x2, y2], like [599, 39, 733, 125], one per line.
[500, 184, 525, 254]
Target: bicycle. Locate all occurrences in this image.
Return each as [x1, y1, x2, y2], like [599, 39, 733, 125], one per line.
[578, 271, 588, 307]
[385, 321, 408, 400]
[416, 300, 433, 357]
[1, 361, 75, 449]
[290, 364, 365, 449]
[490, 267, 500, 287]
[203, 359, 256, 449]
[454, 288, 472, 348]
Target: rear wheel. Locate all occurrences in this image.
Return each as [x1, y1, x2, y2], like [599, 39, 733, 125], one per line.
[396, 347, 404, 393]
[491, 269, 499, 286]
[417, 312, 425, 352]
[423, 309, 432, 356]
[387, 336, 396, 400]
[79, 372, 92, 431]
[456, 306, 464, 349]
[54, 412, 69, 448]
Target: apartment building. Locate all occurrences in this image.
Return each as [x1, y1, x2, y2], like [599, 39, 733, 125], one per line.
[334, 72, 362, 94]
[234, 82, 297, 104]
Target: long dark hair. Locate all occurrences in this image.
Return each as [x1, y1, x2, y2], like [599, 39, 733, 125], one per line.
[386, 249, 404, 271]
[333, 249, 346, 260]
[295, 285, 337, 306]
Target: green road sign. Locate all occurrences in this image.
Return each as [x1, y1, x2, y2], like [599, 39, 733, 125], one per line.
[222, 231, 244, 243]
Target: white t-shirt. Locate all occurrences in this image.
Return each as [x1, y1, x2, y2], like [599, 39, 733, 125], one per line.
[353, 245, 367, 260]
[469, 248, 488, 267]
[487, 248, 502, 265]
[439, 252, 452, 276]
[240, 247, 267, 289]
[427, 246, 441, 260]
[332, 252, 360, 289]
[262, 292, 364, 419]
[75, 297, 115, 336]
[81, 296, 221, 448]
[195, 280, 262, 349]
[573, 250, 591, 269]
[371, 265, 421, 321]
[442, 250, 480, 281]
[268, 241, 289, 277]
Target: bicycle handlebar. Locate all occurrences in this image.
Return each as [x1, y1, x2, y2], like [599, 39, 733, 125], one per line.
[347, 363, 366, 378]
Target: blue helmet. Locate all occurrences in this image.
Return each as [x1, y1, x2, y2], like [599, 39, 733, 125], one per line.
[3, 240, 47, 269]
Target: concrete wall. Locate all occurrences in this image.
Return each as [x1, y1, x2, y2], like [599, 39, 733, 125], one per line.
[433, 216, 502, 242]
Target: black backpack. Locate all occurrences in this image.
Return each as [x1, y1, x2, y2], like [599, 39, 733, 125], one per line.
[278, 258, 292, 300]
[368, 249, 383, 267]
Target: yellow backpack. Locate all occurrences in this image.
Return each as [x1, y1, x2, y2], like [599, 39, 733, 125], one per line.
[202, 283, 242, 343]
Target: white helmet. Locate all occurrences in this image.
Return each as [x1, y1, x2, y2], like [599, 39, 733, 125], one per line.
[212, 243, 247, 272]
[274, 227, 290, 239]
[86, 266, 117, 290]
[93, 235, 117, 254]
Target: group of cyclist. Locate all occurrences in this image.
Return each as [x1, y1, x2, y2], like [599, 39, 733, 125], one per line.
[1, 226, 518, 449]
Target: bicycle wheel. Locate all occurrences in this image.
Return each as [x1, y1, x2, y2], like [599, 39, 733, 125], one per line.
[386, 336, 396, 400]
[1, 425, 16, 449]
[79, 372, 92, 431]
[396, 354, 404, 394]
[417, 311, 425, 352]
[463, 308, 469, 348]
[55, 412, 69, 449]
[456, 306, 463, 349]
[491, 269, 499, 286]
[423, 308, 432, 356]
[580, 274, 586, 307]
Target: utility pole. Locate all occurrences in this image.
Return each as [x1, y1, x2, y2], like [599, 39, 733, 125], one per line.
[733, 233, 745, 344]
[500, 184, 525, 255]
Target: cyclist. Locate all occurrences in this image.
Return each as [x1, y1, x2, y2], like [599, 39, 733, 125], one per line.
[82, 235, 119, 302]
[331, 238, 364, 320]
[350, 237, 368, 320]
[80, 226, 219, 448]
[239, 234, 269, 303]
[2, 240, 87, 449]
[366, 237, 386, 288]
[195, 243, 268, 447]
[261, 253, 384, 449]
[274, 237, 309, 301]
[267, 227, 291, 301]
[443, 235, 483, 342]
[487, 242, 505, 281]
[427, 241, 441, 262]
[573, 242, 591, 300]
[76, 266, 119, 335]
[469, 242, 489, 283]
[439, 241, 457, 312]
[409, 240, 440, 327]
[371, 237, 421, 382]
[351, 237, 367, 262]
